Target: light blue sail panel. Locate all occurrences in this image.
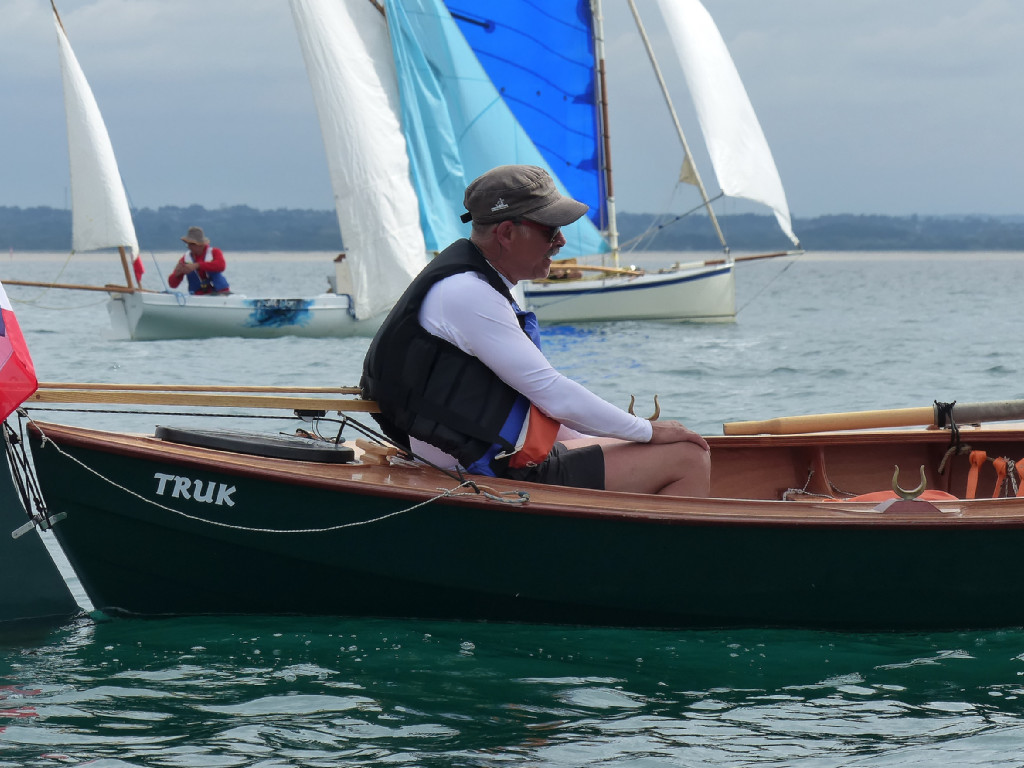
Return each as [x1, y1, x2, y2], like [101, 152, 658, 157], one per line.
[386, 0, 466, 252]
[387, 0, 608, 258]
[444, 1, 605, 229]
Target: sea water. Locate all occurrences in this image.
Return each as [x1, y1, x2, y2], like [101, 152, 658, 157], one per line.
[2, 250, 1024, 766]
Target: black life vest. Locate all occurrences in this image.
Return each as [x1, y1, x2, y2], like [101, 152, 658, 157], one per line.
[360, 239, 533, 474]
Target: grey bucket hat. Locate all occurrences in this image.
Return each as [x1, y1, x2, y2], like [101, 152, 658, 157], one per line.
[181, 226, 209, 245]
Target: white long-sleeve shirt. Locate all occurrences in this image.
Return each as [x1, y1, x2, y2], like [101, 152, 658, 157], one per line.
[410, 268, 652, 469]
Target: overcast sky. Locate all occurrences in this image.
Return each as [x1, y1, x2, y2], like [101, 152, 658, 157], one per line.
[3, 0, 1023, 220]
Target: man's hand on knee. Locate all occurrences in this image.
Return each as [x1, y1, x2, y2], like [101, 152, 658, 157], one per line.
[648, 420, 710, 452]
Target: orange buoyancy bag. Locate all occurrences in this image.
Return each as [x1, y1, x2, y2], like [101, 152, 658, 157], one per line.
[508, 404, 560, 469]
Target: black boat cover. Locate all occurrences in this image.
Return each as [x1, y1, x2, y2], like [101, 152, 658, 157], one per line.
[155, 426, 356, 464]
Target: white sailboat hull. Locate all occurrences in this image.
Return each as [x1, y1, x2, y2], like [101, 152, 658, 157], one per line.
[106, 291, 385, 341]
[523, 262, 735, 324]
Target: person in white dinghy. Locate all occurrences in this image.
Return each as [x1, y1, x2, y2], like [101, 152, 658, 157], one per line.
[168, 226, 230, 295]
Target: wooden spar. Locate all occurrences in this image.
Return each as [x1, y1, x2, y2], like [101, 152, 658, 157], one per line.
[590, 0, 619, 265]
[28, 388, 379, 413]
[38, 382, 362, 395]
[118, 246, 133, 288]
[1, 280, 137, 294]
[704, 250, 803, 267]
[533, 250, 799, 284]
[50, 0, 65, 33]
[723, 400, 1024, 436]
[664, 251, 799, 272]
[626, 0, 728, 254]
[556, 264, 643, 275]
[534, 264, 645, 281]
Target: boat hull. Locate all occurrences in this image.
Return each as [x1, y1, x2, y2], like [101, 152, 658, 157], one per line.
[1, 430, 79, 625]
[107, 291, 385, 340]
[26, 421, 1024, 629]
[524, 263, 735, 324]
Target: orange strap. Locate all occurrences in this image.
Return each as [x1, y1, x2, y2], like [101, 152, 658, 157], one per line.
[992, 457, 1008, 498]
[966, 450, 987, 500]
[1017, 458, 1024, 497]
[839, 490, 958, 502]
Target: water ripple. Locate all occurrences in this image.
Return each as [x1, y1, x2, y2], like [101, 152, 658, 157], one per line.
[8, 253, 1024, 763]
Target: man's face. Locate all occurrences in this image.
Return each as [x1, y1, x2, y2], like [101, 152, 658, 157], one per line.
[505, 219, 566, 282]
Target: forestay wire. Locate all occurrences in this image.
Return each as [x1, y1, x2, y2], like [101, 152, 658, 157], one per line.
[735, 254, 802, 317]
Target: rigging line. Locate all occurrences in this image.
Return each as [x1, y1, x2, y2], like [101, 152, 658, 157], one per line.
[8, 251, 79, 304]
[734, 251, 804, 317]
[27, 418, 522, 536]
[33, 417, 479, 532]
[3, 420, 48, 526]
[8, 297, 108, 311]
[24, 401, 530, 506]
[120, 187, 166, 286]
[318, 414, 522, 497]
[626, 0, 726, 252]
[618, 193, 726, 252]
[303, 413, 529, 505]
[144, 248, 168, 287]
[25, 405, 528, 505]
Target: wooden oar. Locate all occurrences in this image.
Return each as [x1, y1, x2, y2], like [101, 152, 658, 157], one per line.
[28, 382, 378, 413]
[38, 382, 361, 394]
[723, 399, 1024, 436]
[2, 280, 140, 294]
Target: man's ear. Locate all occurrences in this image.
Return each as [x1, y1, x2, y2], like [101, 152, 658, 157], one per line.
[494, 220, 517, 248]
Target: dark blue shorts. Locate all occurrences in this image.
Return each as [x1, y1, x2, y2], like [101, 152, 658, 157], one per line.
[502, 442, 605, 490]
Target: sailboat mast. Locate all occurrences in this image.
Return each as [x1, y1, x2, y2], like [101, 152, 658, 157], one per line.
[589, 0, 620, 266]
[117, 246, 138, 289]
[626, 0, 729, 254]
[50, 0, 65, 32]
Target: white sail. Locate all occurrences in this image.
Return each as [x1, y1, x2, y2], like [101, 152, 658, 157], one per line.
[53, 13, 139, 256]
[655, 0, 799, 247]
[289, 0, 427, 321]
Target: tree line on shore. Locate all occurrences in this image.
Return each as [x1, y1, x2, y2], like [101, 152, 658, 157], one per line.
[3, 204, 1023, 252]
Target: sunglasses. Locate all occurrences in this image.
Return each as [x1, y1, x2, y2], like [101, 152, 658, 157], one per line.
[514, 218, 562, 244]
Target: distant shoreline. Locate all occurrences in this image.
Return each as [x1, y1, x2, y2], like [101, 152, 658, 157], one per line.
[5, 251, 1019, 265]
[2, 205, 1023, 252]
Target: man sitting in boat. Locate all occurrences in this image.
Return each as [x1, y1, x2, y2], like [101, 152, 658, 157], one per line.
[168, 226, 230, 295]
[361, 165, 710, 497]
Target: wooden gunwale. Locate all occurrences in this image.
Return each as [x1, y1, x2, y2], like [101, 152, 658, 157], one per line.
[27, 421, 1024, 530]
